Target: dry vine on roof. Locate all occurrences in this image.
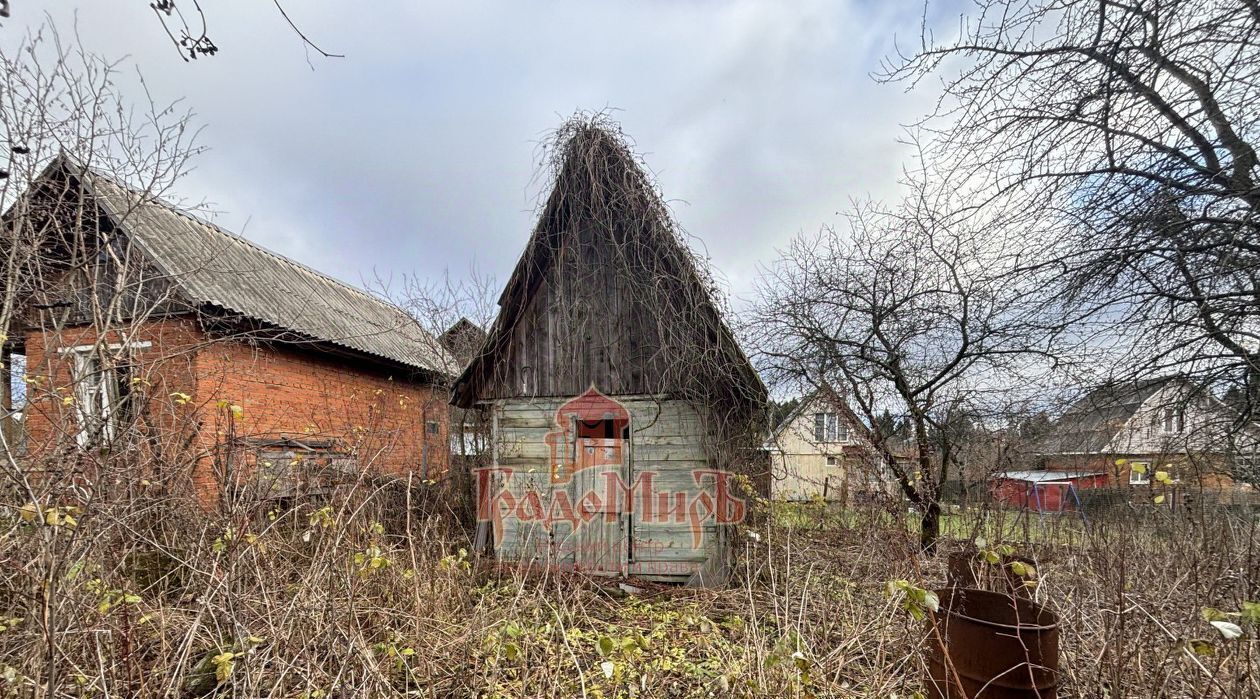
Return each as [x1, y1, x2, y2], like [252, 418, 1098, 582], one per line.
[457, 113, 767, 469]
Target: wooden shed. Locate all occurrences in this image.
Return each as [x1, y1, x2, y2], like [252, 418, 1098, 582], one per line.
[451, 118, 766, 585]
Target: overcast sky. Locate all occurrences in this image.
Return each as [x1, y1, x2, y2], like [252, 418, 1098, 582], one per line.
[8, 1, 947, 306]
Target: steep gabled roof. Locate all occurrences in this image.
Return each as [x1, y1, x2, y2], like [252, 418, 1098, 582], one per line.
[766, 387, 909, 458]
[43, 157, 452, 376]
[451, 119, 765, 411]
[1039, 377, 1175, 454]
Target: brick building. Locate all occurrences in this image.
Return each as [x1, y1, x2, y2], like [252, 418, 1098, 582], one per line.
[1037, 376, 1260, 497]
[4, 157, 454, 506]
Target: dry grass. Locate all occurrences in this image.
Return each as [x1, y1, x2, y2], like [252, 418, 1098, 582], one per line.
[1, 487, 1257, 697]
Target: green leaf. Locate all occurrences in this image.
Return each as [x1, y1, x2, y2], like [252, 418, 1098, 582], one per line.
[791, 650, 809, 671]
[597, 635, 616, 658]
[1202, 607, 1231, 622]
[1240, 601, 1260, 625]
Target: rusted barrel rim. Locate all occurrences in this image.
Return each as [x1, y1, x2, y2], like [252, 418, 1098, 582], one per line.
[937, 588, 1059, 633]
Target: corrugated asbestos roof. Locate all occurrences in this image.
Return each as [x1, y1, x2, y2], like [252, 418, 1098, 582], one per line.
[76, 163, 453, 376]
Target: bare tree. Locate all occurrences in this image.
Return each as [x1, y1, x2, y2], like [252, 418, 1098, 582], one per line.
[751, 191, 1052, 550]
[385, 266, 498, 373]
[147, 0, 344, 61]
[0, 2, 341, 61]
[884, 0, 1260, 429]
[0, 19, 203, 477]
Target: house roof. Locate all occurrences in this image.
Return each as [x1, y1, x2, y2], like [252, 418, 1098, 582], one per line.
[768, 389, 860, 441]
[450, 119, 765, 410]
[1039, 377, 1175, 454]
[765, 387, 901, 455]
[439, 317, 488, 365]
[58, 158, 453, 375]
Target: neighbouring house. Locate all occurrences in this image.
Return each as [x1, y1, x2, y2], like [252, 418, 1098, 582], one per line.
[766, 390, 897, 502]
[440, 317, 489, 367]
[451, 121, 767, 585]
[3, 156, 455, 506]
[1036, 376, 1259, 501]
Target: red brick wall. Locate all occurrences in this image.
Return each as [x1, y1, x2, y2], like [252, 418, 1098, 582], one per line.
[21, 317, 449, 507]
[1043, 453, 1229, 489]
[192, 338, 449, 504]
[19, 319, 204, 468]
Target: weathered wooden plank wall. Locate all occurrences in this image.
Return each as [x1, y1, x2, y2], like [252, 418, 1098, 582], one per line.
[474, 224, 727, 402]
[484, 395, 728, 582]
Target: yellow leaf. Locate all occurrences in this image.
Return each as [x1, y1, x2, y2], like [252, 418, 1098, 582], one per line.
[1130, 463, 1146, 474]
[1154, 495, 1166, 504]
[1009, 561, 1035, 577]
[1115, 458, 1129, 466]
[212, 652, 235, 683]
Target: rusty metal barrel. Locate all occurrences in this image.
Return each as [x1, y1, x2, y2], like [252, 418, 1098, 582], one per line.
[926, 588, 1059, 699]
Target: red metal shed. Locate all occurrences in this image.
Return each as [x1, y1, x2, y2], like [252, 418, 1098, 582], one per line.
[990, 470, 1109, 512]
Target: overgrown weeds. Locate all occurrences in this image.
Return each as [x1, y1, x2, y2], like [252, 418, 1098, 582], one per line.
[1, 486, 1257, 697]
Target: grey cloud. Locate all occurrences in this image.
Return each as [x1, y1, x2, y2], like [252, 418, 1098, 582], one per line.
[7, 0, 938, 301]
